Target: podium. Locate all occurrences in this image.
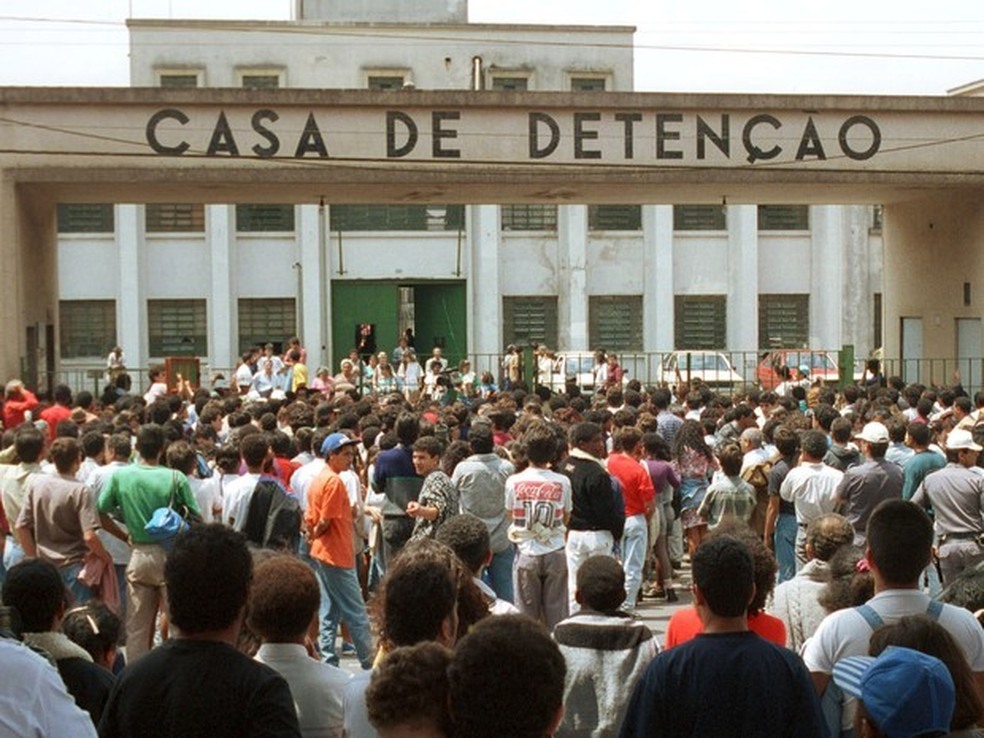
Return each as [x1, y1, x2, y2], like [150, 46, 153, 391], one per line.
[165, 357, 200, 390]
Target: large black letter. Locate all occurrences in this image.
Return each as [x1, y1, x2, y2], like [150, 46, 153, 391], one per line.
[529, 112, 560, 159]
[742, 114, 782, 163]
[294, 113, 329, 158]
[839, 115, 881, 161]
[696, 114, 729, 159]
[206, 111, 239, 157]
[614, 112, 643, 159]
[795, 116, 826, 161]
[656, 114, 684, 160]
[251, 109, 280, 158]
[146, 108, 189, 155]
[432, 111, 461, 159]
[387, 111, 418, 158]
[573, 112, 601, 159]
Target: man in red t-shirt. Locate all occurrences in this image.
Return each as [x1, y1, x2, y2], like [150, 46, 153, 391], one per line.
[607, 428, 655, 609]
[305, 432, 375, 669]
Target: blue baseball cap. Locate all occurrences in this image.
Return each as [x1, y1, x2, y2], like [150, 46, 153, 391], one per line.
[321, 432, 358, 456]
[832, 647, 954, 738]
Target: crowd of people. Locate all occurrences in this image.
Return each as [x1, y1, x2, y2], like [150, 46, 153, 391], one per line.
[3, 341, 984, 737]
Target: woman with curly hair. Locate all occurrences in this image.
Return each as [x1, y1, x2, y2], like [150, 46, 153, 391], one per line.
[672, 419, 719, 556]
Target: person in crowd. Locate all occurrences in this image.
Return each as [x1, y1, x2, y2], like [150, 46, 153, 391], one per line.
[835, 422, 904, 546]
[803, 499, 984, 738]
[697, 442, 756, 531]
[763, 424, 800, 583]
[560, 422, 624, 612]
[640, 432, 680, 601]
[505, 420, 572, 628]
[832, 647, 956, 738]
[768, 513, 855, 651]
[452, 421, 515, 603]
[305, 432, 375, 670]
[448, 615, 567, 738]
[1, 424, 46, 573]
[372, 412, 423, 568]
[2, 379, 39, 430]
[248, 554, 352, 738]
[780, 429, 844, 568]
[365, 642, 453, 738]
[867, 615, 984, 736]
[406, 435, 457, 541]
[825, 417, 862, 472]
[911, 427, 984, 586]
[16, 437, 112, 605]
[61, 601, 122, 673]
[97, 524, 301, 737]
[436, 512, 519, 616]
[901, 421, 946, 500]
[554, 555, 657, 737]
[3, 558, 115, 725]
[40, 384, 74, 441]
[672, 419, 718, 557]
[619, 535, 824, 737]
[606, 427, 654, 611]
[96, 423, 200, 662]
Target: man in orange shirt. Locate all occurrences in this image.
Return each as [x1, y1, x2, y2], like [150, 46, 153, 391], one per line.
[607, 428, 655, 610]
[305, 432, 374, 670]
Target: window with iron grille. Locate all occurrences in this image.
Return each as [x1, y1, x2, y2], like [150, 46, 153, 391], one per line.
[501, 204, 558, 231]
[588, 205, 642, 231]
[329, 204, 464, 231]
[236, 205, 295, 232]
[758, 205, 809, 231]
[158, 73, 199, 88]
[759, 294, 810, 349]
[148, 299, 207, 357]
[570, 77, 607, 92]
[57, 204, 114, 233]
[368, 76, 405, 90]
[238, 298, 296, 354]
[59, 300, 116, 359]
[589, 296, 643, 351]
[491, 76, 529, 91]
[146, 204, 205, 233]
[675, 295, 727, 350]
[502, 297, 558, 349]
[241, 74, 280, 89]
[673, 205, 726, 231]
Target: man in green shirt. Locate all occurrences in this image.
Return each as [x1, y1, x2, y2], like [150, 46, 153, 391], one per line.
[98, 423, 199, 662]
[901, 422, 945, 501]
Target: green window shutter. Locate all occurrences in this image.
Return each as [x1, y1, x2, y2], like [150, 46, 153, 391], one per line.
[675, 295, 727, 350]
[759, 294, 810, 349]
[503, 297, 559, 349]
[589, 295, 643, 351]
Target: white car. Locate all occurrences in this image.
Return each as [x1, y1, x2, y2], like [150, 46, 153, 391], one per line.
[658, 351, 744, 390]
[541, 351, 600, 395]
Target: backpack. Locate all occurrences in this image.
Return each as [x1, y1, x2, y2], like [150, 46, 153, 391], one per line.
[741, 460, 773, 537]
[242, 477, 302, 551]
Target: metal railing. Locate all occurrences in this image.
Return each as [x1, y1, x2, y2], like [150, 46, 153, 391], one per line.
[30, 352, 984, 398]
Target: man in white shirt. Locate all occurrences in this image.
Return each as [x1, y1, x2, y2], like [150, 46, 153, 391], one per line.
[779, 429, 843, 569]
[222, 434, 270, 530]
[802, 499, 984, 737]
[249, 554, 351, 738]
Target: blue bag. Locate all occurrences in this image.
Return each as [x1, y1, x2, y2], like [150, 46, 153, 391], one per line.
[144, 472, 192, 548]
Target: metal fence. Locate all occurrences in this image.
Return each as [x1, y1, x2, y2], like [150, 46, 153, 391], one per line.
[38, 352, 984, 397]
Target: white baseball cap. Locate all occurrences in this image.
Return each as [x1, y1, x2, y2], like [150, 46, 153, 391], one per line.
[946, 428, 983, 452]
[854, 421, 889, 444]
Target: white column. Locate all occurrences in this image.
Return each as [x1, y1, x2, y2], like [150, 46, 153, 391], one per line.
[468, 204, 500, 357]
[647, 205, 674, 351]
[297, 204, 327, 368]
[207, 204, 235, 371]
[558, 205, 588, 350]
[840, 205, 873, 354]
[810, 205, 845, 349]
[727, 205, 758, 350]
[116, 204, 145, 369]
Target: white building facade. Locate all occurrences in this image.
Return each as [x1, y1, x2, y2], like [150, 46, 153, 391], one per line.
[54, 0, 883, 382]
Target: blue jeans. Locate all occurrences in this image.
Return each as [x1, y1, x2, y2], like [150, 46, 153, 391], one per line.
[774, 513, 797, 585]
[311, 558, 373, 669]
[622, 514, 648, 608]
[484, 545, 516, 604]
[60, 561, 95, 605]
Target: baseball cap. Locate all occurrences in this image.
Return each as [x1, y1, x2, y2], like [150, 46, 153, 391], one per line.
[946, 428, 983, 452]
[832, 647, 954, 738]
[798, 364, 810, 375]
[321, 432, 358, 456]
[855, 421, 889, 444]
